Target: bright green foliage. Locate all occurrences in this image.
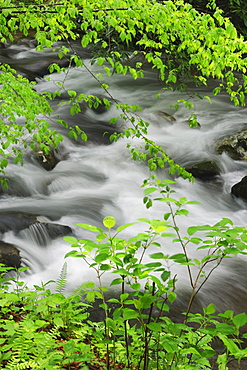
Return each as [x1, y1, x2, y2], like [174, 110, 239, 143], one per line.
[0, 64, 64, 184]
[0, 264, 95, 369]
[0, 0, 247, 179]
[187, 0, 247, 40]
[63, 185, 247, 369]
[1, 187, 247, 368]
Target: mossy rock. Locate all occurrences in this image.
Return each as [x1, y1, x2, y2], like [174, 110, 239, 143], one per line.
[215, 130, 247, 160]
[185, 160, 221, 180]
[35, 148, 60, 171]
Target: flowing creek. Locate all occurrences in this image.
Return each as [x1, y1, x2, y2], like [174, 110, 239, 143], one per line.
[1, 40, 247, 316]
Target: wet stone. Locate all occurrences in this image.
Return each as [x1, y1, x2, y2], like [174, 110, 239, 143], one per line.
[18, 222, 73, 247]
[0, 241, 21, 269]
[0, 213, 37, 234]
[231, 176, 247, 200]
[216, 130, 247, 160]
[185, 160, 221, 180]
[35, 148, 60, 171]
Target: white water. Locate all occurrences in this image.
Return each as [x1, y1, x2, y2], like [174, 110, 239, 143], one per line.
[2, 42, 247, 313]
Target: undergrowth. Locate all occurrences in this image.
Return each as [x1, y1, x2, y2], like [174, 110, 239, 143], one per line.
[0, 177, 247, 369]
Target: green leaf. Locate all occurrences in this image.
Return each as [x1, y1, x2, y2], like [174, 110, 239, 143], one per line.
[145, 262, 162, 268]
[103, 216, 116, 229]
[176, 209, 189, 216]
[147, 322, 163, 332]
[116, 222, 136, 233]
[204, 303, 216, 315]
[120, 293, 129, 301]
[107, 298, 119, 303]
[161, 270, 170, 282]
[217, 334, 240, 355]
[187, 225, 210, 235]
[157, 198, 178, 203]
[97, 57, 105, 66]
[187, 226, 199, 235]
[64, 251, 81, 258]
[110, 278, 124, 286]
[67, 90, 77, 97]
[123, 308, 139, 320]
[75, 223, 103, 233]
[1, 159, 8, 169]
[201, 349, 216, 357]
[137, 218, 151, 224]
[53, 317, 64, 327]
[100, 264, 111, 271]
[150, 252, 166, 259]
[144, 187, 157, 195]
[131, 283, 141, 290]
[64, 236, 78, 244]
[95, 253, 109, 263]
[232, 312, 247, 328]
[81, 131, 88, 141]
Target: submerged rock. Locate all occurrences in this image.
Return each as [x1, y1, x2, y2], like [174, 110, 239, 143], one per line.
[216, 130, 247, 160]
[0, 213, 37, 234]
[0, 241, 21, 269]
[231, 176, 247, 200]
[0, 176, 32, 197]
[185, 160, 221, 180]
[19, 222, 72, 247]
[157, 111, 176, 123]
[0, 213, 72, 241]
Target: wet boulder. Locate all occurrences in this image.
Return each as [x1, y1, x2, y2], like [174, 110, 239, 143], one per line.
[0, 241, 21, 269]
[0, 213, 37, 234]
[0, 176, 32, 197]
[19, 222, 73, 247]
[185, 160, 221, 180]
[0, 212, 72, 246]
[215, 130, 247, 160]
[40, 222, 72, 239]
[35, 148, 60, 171]
[231, 176, 247, 200]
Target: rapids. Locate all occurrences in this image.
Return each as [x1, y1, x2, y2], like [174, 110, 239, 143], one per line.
[1, 40, 247, 314]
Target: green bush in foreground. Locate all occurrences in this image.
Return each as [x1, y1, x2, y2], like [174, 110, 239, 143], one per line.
[1, 178, 247, 369]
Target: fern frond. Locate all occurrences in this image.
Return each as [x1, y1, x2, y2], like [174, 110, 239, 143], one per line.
[55, 261, 67, 294]
[5, 357, 38, 370]
[71, 280, 95, 298]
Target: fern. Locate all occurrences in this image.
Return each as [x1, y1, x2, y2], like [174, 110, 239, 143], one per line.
[5, 358, 38, 370]
[2, 319, 62, 369]
[71, 280, 92, 298]
[55, 261, 67, 294]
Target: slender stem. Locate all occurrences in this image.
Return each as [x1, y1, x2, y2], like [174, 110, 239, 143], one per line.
[104, 320, 110, 370]
[121, 278, 131, 369]
[137, 282, 156, 370]
[183, 252, 225, 325]
[167, 200, 194, 287]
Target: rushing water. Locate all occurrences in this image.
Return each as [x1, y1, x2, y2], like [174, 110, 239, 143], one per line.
[1, 40, 247, 315]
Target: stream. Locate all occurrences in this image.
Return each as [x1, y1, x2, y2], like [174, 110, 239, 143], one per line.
[1, 40, 247, 316]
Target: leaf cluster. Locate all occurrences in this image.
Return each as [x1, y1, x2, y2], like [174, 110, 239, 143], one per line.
[1, 0, 247, 179]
